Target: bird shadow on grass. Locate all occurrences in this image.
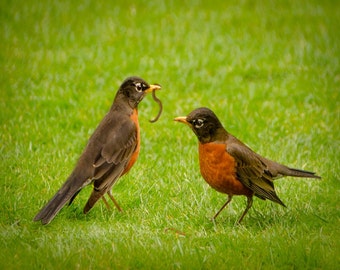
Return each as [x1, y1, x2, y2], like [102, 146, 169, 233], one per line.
[62, 204, 128, 224]
[198, 206, 297, 232]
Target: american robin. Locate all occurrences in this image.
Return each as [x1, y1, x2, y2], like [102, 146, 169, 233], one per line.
[175, 107, 321, 224]
[34, 76, 161, 225]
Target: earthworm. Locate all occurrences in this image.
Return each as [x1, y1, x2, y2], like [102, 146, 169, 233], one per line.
[149, 89, 163, 123]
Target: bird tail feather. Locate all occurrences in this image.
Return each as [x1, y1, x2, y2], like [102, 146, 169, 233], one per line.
[33, 175, 83, 225]
[284, 167, 321, 179]
[83, 189, 104, 214]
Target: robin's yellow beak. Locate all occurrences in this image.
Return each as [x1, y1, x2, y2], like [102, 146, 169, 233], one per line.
[174, 116, 190, 126]
[145, 84, 161, 93]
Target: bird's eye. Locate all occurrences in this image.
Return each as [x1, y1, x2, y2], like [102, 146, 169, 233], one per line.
[194, 119, 204, 128]
[135, 82, 143, 92]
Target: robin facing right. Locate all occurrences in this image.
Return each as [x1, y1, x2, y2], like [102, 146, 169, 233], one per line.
[175, 107, 321, 224]
[34, 76, 161, 225]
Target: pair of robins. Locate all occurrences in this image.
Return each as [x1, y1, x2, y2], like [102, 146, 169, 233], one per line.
[34, 77, 320, 225]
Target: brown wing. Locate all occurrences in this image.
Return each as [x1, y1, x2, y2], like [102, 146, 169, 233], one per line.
[91, 118, 137, 191]
[226, 136, 286, 206]
[34, 112, 138, 224]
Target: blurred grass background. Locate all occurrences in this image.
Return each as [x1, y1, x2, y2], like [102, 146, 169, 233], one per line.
[1, 0, 339, 269]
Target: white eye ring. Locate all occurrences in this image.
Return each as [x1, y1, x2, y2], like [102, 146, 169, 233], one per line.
[194, 119, 204, 128]
[135, 82, 143, 92]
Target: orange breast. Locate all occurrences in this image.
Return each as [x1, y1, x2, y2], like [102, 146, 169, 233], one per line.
[122, 109, 140, 175]
[198, 142, 252, 196]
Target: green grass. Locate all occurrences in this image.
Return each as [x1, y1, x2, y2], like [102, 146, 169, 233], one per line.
[1, 0, 339, 269]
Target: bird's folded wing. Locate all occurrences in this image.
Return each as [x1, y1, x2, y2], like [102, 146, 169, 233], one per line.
[92, 119, 137, 179]
[226, 141, 280, 202]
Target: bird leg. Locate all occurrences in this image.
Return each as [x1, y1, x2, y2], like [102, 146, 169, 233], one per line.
[107, 190, 123, 212]
[237, 196, 253, 224]
[101, 191, 122, 212]
[213, 195, 233, 220]
[101, 196, 111, 210]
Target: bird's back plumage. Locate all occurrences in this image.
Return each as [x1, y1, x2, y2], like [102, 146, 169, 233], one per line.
[226, 134, 320, 205]
[34, 77, 159, 225]
[34, 106, 138, 224]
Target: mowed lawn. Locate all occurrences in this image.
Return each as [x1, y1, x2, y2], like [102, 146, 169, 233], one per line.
[1, 0, 339, 269]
